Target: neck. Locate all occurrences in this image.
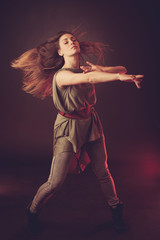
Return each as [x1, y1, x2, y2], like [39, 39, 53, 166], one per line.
[63, 55, 79, 69]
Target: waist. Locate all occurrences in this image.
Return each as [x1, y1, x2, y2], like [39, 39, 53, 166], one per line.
[58, 108, 93, 119]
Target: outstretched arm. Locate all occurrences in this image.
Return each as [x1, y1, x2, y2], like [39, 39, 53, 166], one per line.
[56, 69, 143, 89]
[80, 61, 143, 89]
[80, 61, 127, 74]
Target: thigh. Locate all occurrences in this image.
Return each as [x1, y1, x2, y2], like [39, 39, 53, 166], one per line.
[53, 137, 73, 156]
[48, 152, 75, 184]
[85, 136, 108, 174]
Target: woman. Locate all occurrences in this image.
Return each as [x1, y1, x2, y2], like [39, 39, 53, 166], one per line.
[11, 29, 143, 234]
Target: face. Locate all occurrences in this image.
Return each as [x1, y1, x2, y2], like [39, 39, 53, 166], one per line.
[58, 33, 80, 58]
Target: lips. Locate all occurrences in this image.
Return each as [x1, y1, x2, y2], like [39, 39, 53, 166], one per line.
[71, 46, 77, 49]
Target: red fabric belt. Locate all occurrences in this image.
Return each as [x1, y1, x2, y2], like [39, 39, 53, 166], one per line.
[58, 110, 91, 119]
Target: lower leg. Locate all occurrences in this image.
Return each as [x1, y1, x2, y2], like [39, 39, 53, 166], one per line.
[92, 159, 126, 232]
[29, 152, 74, 214]
[95, 165, 120, 207]
[86, 137, 119, 206]
[86, 137, 126, 232]
[27, 152, 74, 233]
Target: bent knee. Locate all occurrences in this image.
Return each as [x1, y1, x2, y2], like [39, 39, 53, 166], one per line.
[93, 165, 111, 180]
[92, 161, 109, 174]
[47, 179, 64, 192]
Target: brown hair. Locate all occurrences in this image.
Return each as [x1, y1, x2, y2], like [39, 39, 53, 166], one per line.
[11, 29, 107, 99]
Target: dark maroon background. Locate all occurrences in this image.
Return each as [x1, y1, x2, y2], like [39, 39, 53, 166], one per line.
[1, 0, 159, 162]
[0, 1, 160, 239]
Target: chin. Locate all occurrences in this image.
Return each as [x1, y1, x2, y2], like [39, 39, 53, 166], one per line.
[70, 50, 80, 56]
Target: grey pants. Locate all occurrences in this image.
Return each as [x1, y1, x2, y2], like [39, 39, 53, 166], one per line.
[30, 137, 119, 213]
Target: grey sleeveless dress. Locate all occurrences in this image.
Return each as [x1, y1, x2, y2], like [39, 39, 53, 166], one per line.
[52, 68, 104, 158]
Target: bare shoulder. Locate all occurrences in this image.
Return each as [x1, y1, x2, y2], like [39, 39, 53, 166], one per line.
[56, 69, 75, 88]
[56, 69, 74, 80]
[56, 69, 89, 87]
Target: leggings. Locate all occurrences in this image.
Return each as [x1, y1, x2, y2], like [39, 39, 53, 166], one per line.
[30, 137, 119, 213]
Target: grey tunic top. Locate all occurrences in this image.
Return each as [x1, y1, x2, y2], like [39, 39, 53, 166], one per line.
[52, 68, 104, 155]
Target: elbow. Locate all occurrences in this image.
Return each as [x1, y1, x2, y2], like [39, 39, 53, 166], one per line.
[89, 77, 97, 84]
[88, 78, 94, 84]
[88, 72, 95, 84]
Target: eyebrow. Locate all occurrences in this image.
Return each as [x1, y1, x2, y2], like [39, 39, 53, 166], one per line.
[62, 36, 76, 42]
[62, 38, 68, 41]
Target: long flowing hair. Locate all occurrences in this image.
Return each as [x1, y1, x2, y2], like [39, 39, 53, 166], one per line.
[11, 28, 107, 99]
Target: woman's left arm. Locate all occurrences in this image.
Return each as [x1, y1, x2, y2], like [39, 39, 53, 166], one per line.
[80, 61, 127, 74]
[101, 66, 127, 73]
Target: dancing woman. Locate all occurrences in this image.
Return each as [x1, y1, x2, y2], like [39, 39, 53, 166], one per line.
[11, 29, 143, 233]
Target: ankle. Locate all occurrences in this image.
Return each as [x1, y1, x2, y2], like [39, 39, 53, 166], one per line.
[110, 201, 124, 209]
[109, 202, 127, 233]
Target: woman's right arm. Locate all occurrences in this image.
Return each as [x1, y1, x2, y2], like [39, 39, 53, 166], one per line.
[56, 70, 143, 89]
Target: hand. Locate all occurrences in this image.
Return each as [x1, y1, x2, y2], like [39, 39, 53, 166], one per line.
[119, 73, 144, 89]
[80, 61, 102, 73]
[114, 66, 127, 74]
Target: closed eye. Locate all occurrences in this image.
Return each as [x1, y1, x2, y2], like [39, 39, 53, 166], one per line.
[71, 37, 77, 42]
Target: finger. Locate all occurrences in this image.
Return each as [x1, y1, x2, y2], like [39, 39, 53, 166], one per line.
[80, 66, 90, 70]
[124, 67, 127, 72]
[84, 69, 91, 74]
[136, 83, 141, 89]
[120, 66, 127, 74]
[135, 79, 143, 86]
[135, 75, 144, 79]
[80, 66, 85, 70]
[84, 69, 90, 73]
[121, 70, 127, 74]
[134, 80, 141, 89]
[86, 61, 94, 67]
[80, 66, 90, 72]
[82, 68, 88, 73]
[80, 66, 87, 73]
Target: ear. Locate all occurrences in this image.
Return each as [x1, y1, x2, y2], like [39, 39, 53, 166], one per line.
[58, 49, 63, 56]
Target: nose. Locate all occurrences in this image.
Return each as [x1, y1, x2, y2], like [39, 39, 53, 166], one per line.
[69, 39, 75, 45]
